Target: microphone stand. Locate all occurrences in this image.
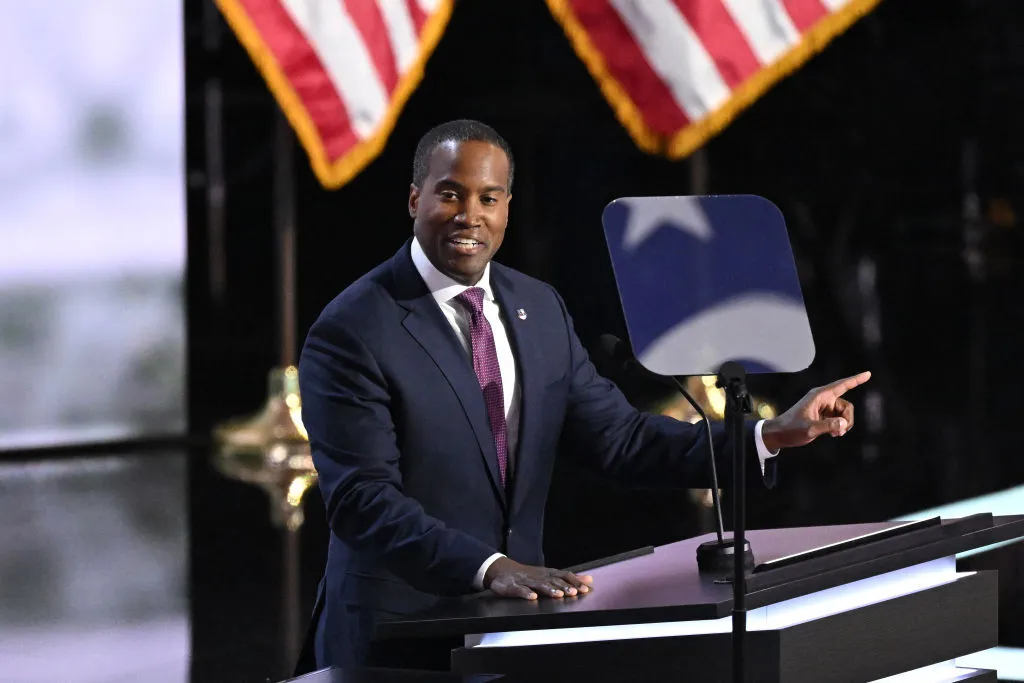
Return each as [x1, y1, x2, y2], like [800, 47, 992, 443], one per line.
[667, 368, 753, 683]
[600, 334, 752, 682]
[668, 373, 754, 577]
[717, 361, 753, 683]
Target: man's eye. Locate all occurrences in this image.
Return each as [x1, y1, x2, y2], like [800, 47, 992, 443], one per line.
[481, 196, 497, 205]
[439, 191, 458, 200]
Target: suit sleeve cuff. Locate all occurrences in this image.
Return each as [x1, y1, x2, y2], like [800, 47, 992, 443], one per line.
[473, 553, 506, 590]
[754, 419, 779, 477]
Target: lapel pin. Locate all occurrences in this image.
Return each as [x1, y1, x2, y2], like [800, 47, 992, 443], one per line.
[516, 308, 527, 320]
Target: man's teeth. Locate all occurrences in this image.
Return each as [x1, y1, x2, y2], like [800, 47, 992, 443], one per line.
[451, 238, 481, 245]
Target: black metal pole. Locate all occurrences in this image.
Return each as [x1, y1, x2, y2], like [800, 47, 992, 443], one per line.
[274, 111, 298, 367]
[961, 136, 988, 494]
[733, 395, 749, 683]
[282, 525, 301, 672]
[272, 110, 301, 672]
[202, 0, 227, 306]
[687, 149, 720, 539]
[732, 392, 746, 683]
[718, 361, 750, 683]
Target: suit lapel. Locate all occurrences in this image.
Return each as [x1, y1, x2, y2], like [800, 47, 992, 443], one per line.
[391, 243, 508, 508]
[490, 266, 543, 515]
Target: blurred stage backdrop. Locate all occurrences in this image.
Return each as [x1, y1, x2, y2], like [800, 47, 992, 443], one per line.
[3, 1, 1024, 682]
[0, 0, 188, 681]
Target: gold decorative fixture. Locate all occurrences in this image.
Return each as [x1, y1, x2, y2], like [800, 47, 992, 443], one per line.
[212, 365, 316, 531]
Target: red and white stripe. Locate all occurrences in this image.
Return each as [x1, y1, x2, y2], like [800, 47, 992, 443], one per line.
[220, 0, 871, 186]
[567, 0, 856, 136]
[230, 0, 444, 164]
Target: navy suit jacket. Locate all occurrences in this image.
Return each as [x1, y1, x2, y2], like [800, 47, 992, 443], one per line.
[296, 240, 773, 671]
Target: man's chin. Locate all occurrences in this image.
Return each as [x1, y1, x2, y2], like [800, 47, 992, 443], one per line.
[443, 262, 485, 286]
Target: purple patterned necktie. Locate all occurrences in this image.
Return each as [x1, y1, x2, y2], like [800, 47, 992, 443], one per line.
[454, 287, 508, 486]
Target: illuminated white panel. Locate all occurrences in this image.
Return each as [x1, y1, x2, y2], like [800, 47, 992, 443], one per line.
[469, 557, 961, 648]
[869, 661, 979, 682]
[761, 556, 960, 629]
[897, 485, 1024, 559]
[958, 647, 1024, 681]
[469, 613, 734, 648]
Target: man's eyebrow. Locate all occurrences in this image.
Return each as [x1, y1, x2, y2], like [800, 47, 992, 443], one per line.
[434, 179, 508, 194]
[434, 178, 466, 190]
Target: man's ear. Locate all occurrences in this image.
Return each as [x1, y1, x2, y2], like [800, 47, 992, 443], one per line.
[408, 183, 420, 218]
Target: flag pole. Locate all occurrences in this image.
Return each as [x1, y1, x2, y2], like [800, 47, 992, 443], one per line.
[212, 107, 316, 679]
[275, 111, 298, 367]
[272, 109, 303, 670]
[202, 0, 227, 306]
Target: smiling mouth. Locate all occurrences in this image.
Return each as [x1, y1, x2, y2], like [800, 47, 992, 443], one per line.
[446, 236, 485, 255]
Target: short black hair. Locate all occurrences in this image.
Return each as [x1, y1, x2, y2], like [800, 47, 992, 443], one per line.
[412, 119, 514, 190]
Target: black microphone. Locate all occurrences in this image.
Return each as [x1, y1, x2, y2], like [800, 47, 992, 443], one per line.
[595, 335, 751, 574]
[595, 335, 724, 543]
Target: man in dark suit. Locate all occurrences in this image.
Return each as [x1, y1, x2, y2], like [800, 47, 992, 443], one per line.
[297, 119, 869, 673]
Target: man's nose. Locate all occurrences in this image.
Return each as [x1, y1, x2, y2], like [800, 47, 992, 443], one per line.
[455, 199, 483, 226]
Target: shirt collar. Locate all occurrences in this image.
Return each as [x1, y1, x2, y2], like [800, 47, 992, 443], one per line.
[411, 235, 495, 307]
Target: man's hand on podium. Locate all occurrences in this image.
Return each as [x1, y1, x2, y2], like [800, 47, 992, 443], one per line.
[760, 371, 872, 453]
[483, 557, 594, 600]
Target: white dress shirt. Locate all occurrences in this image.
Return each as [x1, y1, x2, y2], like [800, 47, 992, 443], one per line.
[410, 236, 777, 591]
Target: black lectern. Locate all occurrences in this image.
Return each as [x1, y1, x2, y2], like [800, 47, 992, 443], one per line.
[360, 514, 1024, 683]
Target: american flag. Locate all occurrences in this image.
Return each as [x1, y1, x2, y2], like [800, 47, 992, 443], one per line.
[546, 0, 882, 158]
[214, 0, 454, 189]
[215, 0, 880, 189]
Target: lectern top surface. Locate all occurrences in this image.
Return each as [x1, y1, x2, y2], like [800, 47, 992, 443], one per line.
[281, 666, 501, 683]
[375, 516, 1024, 639]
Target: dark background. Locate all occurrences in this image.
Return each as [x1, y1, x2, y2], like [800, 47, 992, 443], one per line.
[182, 0, 1024, 681]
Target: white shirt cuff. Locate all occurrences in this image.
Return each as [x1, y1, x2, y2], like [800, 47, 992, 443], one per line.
[473, 553, 506, 590]
[754, 419, 779, 476]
